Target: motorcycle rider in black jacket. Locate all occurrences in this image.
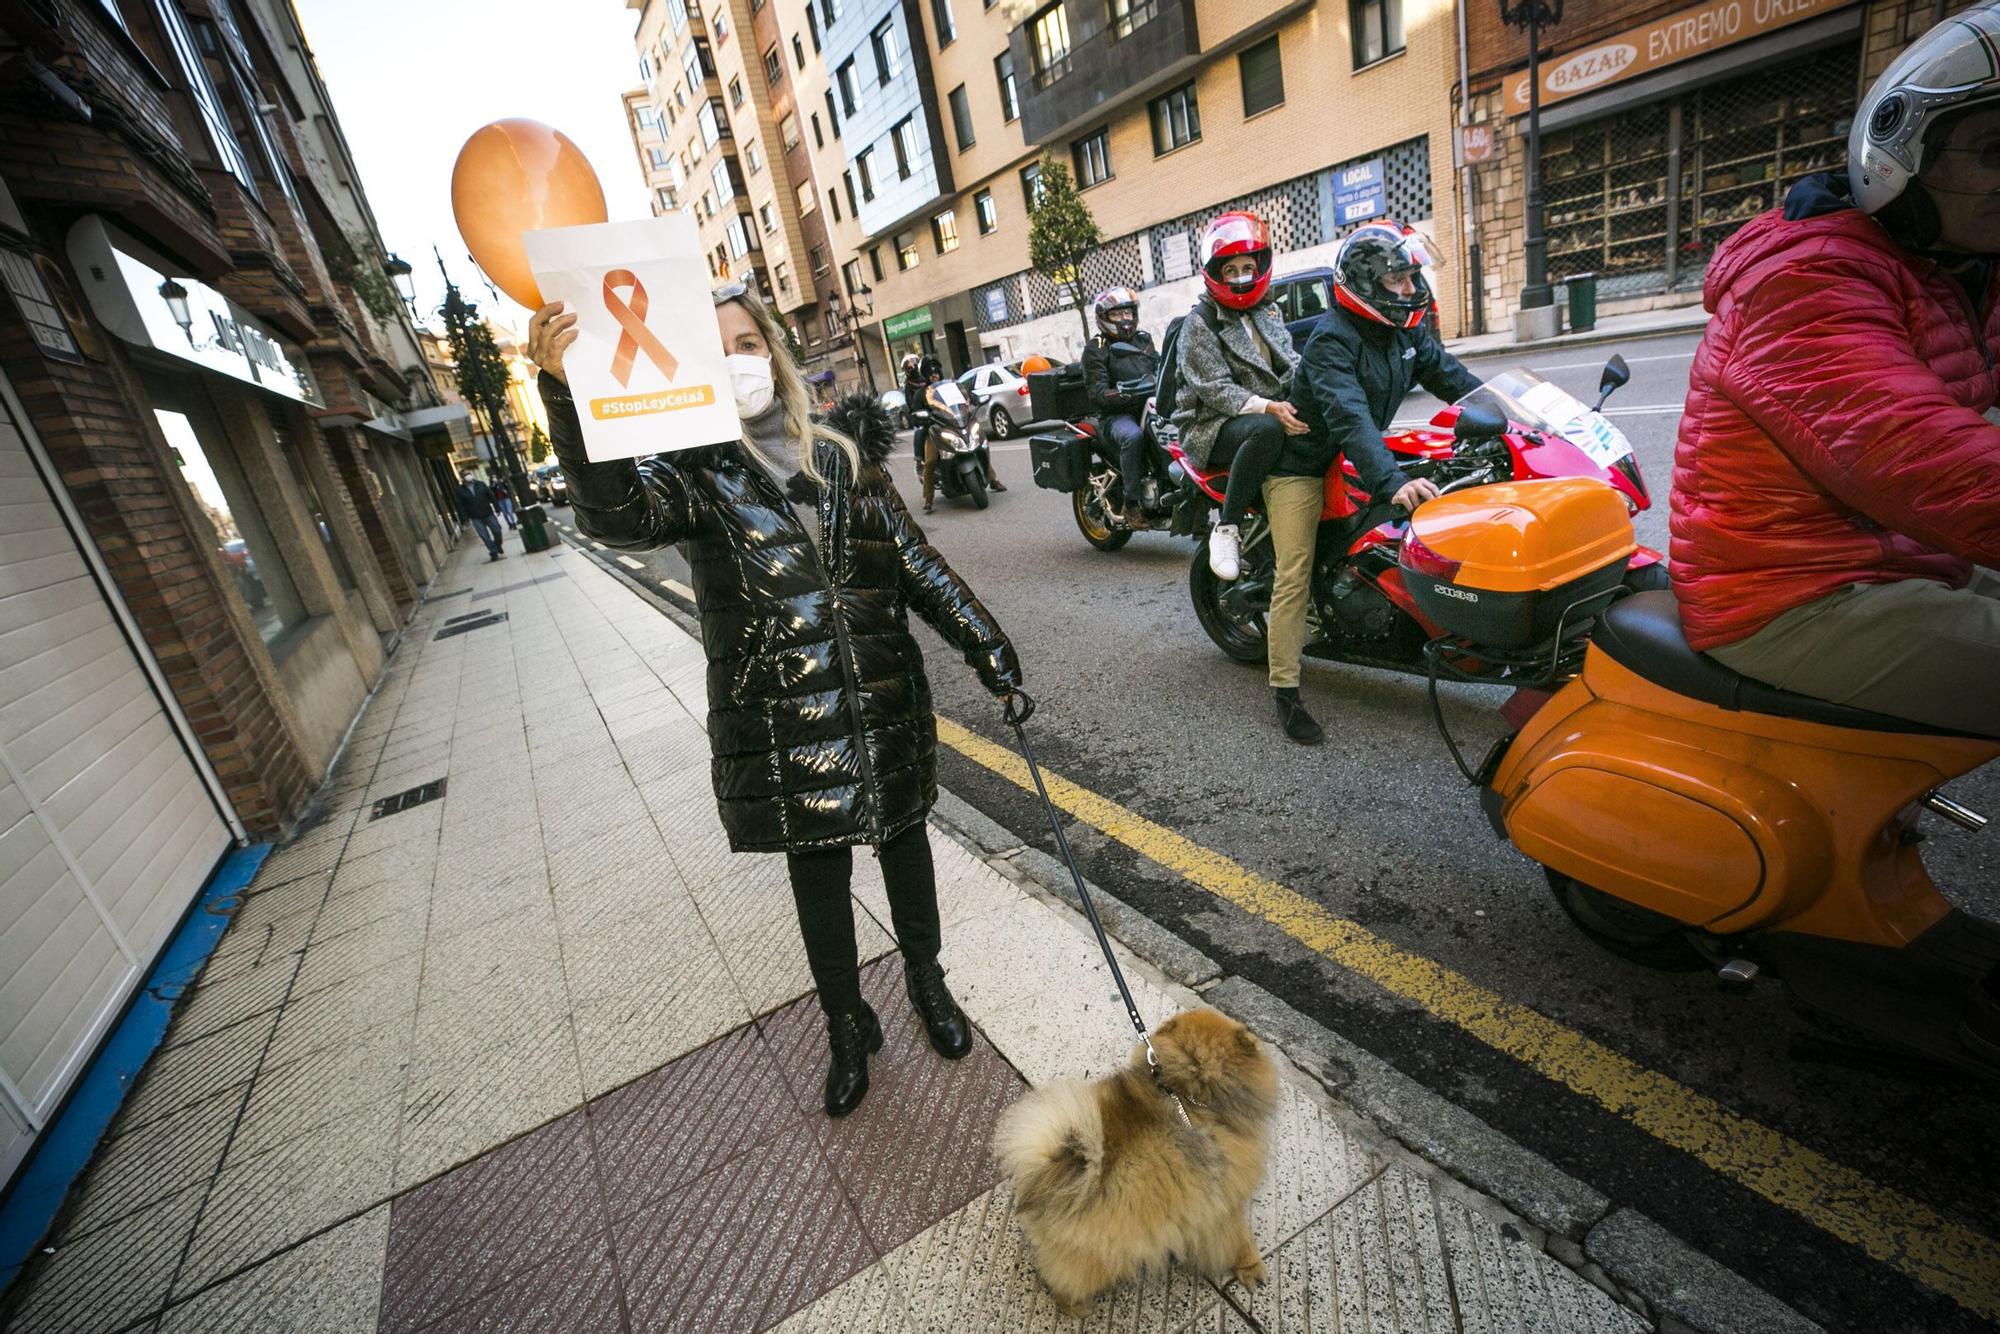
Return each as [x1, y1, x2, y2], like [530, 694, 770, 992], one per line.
[1293, 224, 1483, 512]
[1081, 287, 1161, 526]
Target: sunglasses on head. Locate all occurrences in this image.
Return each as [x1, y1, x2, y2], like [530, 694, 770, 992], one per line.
[712, 281, 751, 304]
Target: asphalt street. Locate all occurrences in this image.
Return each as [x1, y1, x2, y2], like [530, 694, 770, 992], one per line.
[553, 327, 1999, 1333]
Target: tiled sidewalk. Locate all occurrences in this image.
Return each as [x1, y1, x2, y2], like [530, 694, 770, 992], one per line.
[0, 540, 1656, 1333]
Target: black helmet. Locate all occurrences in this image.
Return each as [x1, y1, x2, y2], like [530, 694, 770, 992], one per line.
[1334, 223, 1438, 330]
[1091, 286, 1140, 338]
[919, 354, 944, 380]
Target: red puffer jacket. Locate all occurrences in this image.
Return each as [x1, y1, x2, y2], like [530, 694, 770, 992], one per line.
[1669, 175, 2000, 651]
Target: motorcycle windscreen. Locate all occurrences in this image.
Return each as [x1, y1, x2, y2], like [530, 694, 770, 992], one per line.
[1456, 370, 1636, 474]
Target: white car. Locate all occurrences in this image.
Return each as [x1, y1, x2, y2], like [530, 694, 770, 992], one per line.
[955, 364, 1037, 440]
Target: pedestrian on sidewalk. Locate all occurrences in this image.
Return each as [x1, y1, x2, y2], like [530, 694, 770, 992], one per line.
[528, 284, 1025, 1117]
[455, 467, 505, 561]
[492, 478, 518, 530]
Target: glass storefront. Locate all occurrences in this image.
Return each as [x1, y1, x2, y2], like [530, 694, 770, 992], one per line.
[154, 403, 307, 647]
[265, 402, 355, 591]
[1540, 45, 1858, 300]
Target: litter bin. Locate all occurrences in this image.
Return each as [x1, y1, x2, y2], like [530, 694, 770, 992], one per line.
[1565, 273, 1598, 334]
[519, 503, 553, 553]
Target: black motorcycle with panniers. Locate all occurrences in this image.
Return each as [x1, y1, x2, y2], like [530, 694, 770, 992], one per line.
[1026, 360, 1183, 551]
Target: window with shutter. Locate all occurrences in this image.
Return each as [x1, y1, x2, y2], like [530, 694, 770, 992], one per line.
[1239, 36, 1284, 116]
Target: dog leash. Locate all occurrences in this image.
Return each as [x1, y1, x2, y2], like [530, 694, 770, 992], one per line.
[1003, 692, 1193, 1129]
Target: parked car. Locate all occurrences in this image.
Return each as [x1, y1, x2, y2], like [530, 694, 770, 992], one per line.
[955, 365, 1033, 440]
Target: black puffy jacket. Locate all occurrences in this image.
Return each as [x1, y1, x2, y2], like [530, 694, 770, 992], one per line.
[1293, 307, 1482, 499]
[541, 378, 1021, 854]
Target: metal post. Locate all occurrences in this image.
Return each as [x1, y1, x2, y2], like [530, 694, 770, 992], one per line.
[1521, 0, 1553, 310]
[1663, 101, 1685, 291]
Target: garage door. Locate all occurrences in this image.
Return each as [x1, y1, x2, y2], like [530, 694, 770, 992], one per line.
[0, 372, 233, 1184]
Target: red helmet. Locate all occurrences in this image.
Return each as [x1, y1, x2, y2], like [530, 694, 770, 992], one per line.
[1199, 211, 1272, 311]
[1334, 223, 1438, 330]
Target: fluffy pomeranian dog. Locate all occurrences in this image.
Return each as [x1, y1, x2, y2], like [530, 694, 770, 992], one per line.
[991, 1008, 1280, 1314]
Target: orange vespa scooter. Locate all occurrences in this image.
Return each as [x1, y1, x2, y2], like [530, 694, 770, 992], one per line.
[1402, 481, 2000, 1078]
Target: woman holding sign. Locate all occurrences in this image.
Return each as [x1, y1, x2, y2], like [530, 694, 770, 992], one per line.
[528, 286, 1023, 1118]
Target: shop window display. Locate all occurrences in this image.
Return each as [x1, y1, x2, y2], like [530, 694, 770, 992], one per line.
[156, 407, 308, 646]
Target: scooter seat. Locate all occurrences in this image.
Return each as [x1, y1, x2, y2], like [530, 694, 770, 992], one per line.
[1596, 591, 1990, 738]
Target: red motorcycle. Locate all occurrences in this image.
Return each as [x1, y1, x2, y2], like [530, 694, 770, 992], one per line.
[1181, 355, 1666, 681]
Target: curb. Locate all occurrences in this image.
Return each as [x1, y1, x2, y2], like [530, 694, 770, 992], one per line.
[1587, 1210, 1826, 1334]
[1447, 312, 1709, 359]
[566, 529, 1825, 1334]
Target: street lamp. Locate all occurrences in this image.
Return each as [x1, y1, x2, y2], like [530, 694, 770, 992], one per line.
[383, 253, 419, 326]
[157, 278, 193, 342]
[829, 284, 878, 395]
[1499, 0, 1562, 337]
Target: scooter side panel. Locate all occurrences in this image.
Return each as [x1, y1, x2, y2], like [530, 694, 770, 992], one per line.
[1509, 762, 1766, 924]
[1505, 652, 1997, 948]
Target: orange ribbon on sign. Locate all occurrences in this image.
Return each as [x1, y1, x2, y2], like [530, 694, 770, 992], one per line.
[602, 268, 679, 387]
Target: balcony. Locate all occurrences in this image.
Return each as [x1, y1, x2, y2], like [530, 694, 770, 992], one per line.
[1010, 0, 1200, 145]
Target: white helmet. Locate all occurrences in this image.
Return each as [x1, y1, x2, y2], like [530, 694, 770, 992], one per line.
[1849, 0, 2000, 215]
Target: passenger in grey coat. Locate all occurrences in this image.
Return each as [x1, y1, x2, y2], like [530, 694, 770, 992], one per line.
[1169, 297, 1304, 470]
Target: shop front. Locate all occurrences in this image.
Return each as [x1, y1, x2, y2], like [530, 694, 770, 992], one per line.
[1468, 0, 1880, 324]
[882, 305, 937, 376]
[68, 216, 390, 770]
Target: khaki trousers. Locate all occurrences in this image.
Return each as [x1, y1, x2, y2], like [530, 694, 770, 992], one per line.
[1708, 569, 2000, 735]
[1261, 475, 1323, 690]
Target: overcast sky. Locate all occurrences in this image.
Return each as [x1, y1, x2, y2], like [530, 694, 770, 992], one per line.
[292, 0, 651, 335]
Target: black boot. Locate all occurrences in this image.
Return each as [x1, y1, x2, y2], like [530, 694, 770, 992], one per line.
[823, 1003, 882, 1117]
[1273, 688, 1324, 745]
[905, 958, 972, 1059]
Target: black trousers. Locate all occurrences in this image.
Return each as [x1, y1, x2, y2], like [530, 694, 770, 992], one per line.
[1210, 412, 1333, 528]
[786, 823, 941, 1016]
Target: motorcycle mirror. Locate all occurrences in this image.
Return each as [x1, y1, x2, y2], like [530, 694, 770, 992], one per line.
[1453, 402, 1508, 441]
[1595, 355, 1631, 408]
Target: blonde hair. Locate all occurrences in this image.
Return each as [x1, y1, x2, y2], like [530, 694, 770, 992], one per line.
[720, 286, 860, 484]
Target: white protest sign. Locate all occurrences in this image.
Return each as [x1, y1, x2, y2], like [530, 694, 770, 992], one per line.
[522, 214, 740, 461]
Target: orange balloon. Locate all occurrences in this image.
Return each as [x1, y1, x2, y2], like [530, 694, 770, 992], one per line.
[1020, 354, 1051, 374]
[451, 119, 608, 310]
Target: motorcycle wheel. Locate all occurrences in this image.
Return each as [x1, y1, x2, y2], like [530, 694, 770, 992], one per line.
[990, 406, 1014, 439]
[1188, 543, 1269, 664]
[1073, 488, 1132, 552]
[1623, 562, 1670, 594]
[965, 470, 990, 510]
[1545, 868, 1706, 971]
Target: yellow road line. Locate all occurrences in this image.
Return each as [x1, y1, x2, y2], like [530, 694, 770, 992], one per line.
[935, 716, 2000, 1319]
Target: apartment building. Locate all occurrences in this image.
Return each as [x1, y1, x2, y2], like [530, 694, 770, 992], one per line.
[623, 0, 844, 382]
[1461, 0, 1983, 334]
[0, 0, 468, 1182]
[773, 0, 1466, 374]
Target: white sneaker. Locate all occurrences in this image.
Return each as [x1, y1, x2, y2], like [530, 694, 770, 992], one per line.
[1209, 523, 1242, 581]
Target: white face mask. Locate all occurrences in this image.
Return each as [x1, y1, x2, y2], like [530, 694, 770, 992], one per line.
[726, 353, 775, 418]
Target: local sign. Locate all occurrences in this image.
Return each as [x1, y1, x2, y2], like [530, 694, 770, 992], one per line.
[1504, 0, 1853, 116]
[1332, 158, 1387, 227]
[882, 306, 934, 340]
[1459, 123, 1496, 163]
